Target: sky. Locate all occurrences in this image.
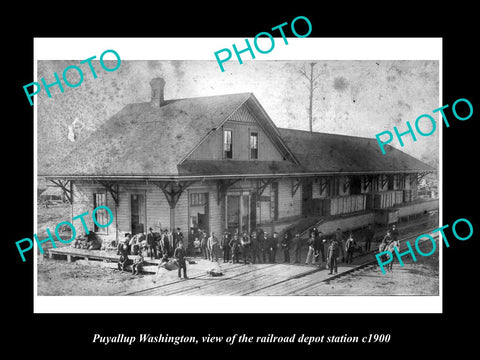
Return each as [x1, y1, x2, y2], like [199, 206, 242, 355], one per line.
[37, 59, 439, 171]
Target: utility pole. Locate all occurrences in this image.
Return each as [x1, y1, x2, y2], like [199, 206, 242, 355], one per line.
[308, 62, 315, 132]
[298, 62, 319, 132]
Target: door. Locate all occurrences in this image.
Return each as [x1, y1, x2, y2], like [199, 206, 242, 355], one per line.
[131, 194, 145, 234]
[350, 175, 362, 195]
[189, 192, 209, 233]
[302, 180, 313, 216]
[226, 193, 251, 235]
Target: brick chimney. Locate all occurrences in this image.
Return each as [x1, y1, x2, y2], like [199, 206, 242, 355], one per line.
[150, 77, 166, 107]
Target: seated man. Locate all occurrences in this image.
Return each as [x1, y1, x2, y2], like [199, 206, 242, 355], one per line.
[131, 251, 144, 275]
[86, 232, 102, 250]
[73, 234, 87, 249]
[117, 243, 130, 271]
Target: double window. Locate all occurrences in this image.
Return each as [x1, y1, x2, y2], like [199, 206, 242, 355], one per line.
[223, 129, 259, 160]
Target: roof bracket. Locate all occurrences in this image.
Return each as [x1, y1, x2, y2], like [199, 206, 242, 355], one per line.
[320, 176, 329, 194]
[48, 179, 72, 204]
[292, 178, 302, 197]
[154, 181, 194, 209]
[362, 175, 373, 191]
[257, 178, 275, 197]
[96, 180, 119, 206]
[343, 176, 351, 193]
[216, 179, 241, 205]
[381, 174, 389, 189]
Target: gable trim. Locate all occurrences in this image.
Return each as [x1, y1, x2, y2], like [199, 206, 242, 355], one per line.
[177, 95, 250, 165]
[178, 93, 300, 166]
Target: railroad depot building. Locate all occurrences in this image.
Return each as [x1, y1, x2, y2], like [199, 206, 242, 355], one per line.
[42, 78, 438, 242]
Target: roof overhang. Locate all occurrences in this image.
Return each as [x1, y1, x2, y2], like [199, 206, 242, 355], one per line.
[41, 169, 434, 182]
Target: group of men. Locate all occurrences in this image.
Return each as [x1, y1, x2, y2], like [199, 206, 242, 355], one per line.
[188, 229, 304, 265]
[116, 227, 187, 277]
[112, 222, 397, 277]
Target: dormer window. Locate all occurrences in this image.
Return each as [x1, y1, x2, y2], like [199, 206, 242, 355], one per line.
[223, 130, 233, 159]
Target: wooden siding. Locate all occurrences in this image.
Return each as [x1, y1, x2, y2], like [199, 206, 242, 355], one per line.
[394, 198, 438, 218]
[329, 195, 366, 216]
[277, 179, 302, 219]
[187, 103, 285, 162]
[71, 182, 115, 237]
[366, 190, 405, 209]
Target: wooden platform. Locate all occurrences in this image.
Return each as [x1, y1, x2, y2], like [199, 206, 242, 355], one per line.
[124, 260, 329, 296]
[47, 247, 162, 266]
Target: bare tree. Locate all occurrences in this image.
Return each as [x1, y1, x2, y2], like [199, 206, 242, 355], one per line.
[298, 62, 321, 132]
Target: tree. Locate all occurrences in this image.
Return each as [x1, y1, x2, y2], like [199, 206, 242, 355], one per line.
[298, 62, 321, 132]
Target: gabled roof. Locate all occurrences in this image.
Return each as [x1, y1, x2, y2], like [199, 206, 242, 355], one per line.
[178, 160, 305, 176]
[43, 93, 254, 177]
[42, 89, 433, 180]
[277, 128, 434, 174]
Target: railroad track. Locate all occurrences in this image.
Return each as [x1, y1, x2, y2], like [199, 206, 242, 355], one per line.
[317, 228, 440, 284]
[121, 225, 440, 296]
[242, 226, 441, 295]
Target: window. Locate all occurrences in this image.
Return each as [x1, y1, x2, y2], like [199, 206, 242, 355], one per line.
[189, 193, 209, 232]
[328, 177, 341, 197]
[250, 132, 258, 159]
[93, 193, 107, 232]
[223, 130, 233, 159]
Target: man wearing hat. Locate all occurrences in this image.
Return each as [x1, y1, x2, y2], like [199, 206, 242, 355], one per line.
[160, 228, 170, 258]
[250, 230, 262, 264]
[220, 230, 231, 263]
[146, 227, 158, 260]
[327, 237, 340, 275]
[173, 227, 184, 250]
[174, 240, 188, 279]
[291, 233, 302, 264]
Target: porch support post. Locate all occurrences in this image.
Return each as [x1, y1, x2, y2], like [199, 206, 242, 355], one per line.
[48, 179, 73, 204]
[216, 179, 240, 205]
[153, 181, 195, 231]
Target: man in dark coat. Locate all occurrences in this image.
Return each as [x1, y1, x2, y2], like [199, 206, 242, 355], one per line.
[174, 241, 188, 279]
[291, 233, 302, 264]
[258, 230, 267, 263]
[220, 230, 231, 263]
[314, 231, 325, 264]
[229, 234, 240, 263]
[280, 231, 291, 263]
[240, 232, 251, 264]
[364, 223, 375, 252]
[344, 232, 356, 264]
[160, 229, 170, 258]
[200, 231, 209, 260]
[250, 230, 262, 264]
[146, 227, 158, 260]
[390, 224, 399, 242]
[269, 232, 279, 263]
[327, 238, 340, 275]
[172, 227, 183, 250]
[117, 243, 130, 271]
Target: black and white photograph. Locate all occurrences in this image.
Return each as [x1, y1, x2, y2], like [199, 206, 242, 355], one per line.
[8, 8, 479, 356]
[34, 39, 440, 308]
